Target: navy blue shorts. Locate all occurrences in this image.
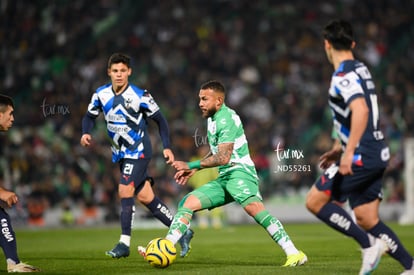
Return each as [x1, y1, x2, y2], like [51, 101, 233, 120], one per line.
[314, 164, 384, 209]
[119, 158, 151, 195]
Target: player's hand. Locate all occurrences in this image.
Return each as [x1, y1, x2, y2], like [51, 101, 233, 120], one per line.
[174, 169, 196, 185]
[172, 161, 189, 171]
[80, 134, 92, 147]
[339, 151, 353, 175]
[319, 149, 341, 169]
[163, 149, 174, 164]
[0, 189, 18, 207]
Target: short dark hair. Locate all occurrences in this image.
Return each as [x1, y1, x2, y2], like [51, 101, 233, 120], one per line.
[323, 19, 354, 50]
[0, 94, 14, 112]
[200, 80, 226, 94]
[108, 53, 131, 68]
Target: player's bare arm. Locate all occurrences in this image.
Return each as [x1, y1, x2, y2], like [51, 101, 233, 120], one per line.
[340, 97, 368, 175]
[319, 139, 342, 169]
[201, 142, 233, 168]
[172, 143, 231, 184]
[201, 150, 213, 160]
[172, 145, 229, 171]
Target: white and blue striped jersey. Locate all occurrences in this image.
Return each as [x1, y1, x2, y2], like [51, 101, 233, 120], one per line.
[85, 83, 161, 162]
[328, 60, 389, 168]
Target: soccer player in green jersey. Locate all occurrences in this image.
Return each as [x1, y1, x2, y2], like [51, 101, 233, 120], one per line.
[143, 80, 307, 266]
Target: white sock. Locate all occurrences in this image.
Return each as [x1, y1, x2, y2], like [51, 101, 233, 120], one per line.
[120, 235, 131, 247]
[266, 222, 299, 256]
[6, 259, 17, 265]
[282, 242, 300, 256]
[165, 230, 182, 245]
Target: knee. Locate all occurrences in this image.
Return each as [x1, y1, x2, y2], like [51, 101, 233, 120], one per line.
[118, 184, 135, 199]
[243, 201, 264, 217]
[136, 181, 155, 204]
[180, 194, 201, 212]
[137, 190, 153, 204]
[353, 201, 380, 230]
[305, 191, 324, 214]
[355, 215, 379, 231]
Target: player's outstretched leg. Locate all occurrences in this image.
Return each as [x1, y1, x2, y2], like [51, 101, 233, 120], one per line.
[178, 228, 194, 257]
[252, 209, 307, 267]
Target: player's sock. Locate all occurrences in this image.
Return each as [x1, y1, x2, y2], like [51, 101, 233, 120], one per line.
[254, 210, 298, 255]
[0, 208, 19, 263]
[165, 207, 193, 245]
[369, 220, 414, 269]
[316, 203, 371, 248]
[145, 197, 174, 227]
[120, 197, 135, 246]
[119, 235, 131, 247]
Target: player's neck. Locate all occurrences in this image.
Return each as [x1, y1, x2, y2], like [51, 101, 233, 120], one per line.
[332, 51, 354, 70]
[112, 83, 128, 95]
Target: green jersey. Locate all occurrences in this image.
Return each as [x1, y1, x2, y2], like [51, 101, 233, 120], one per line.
[207, 104, 258, 178]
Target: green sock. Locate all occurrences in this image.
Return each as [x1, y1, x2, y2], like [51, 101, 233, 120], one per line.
[254, 210, 298, 255]
[166, 207, 193, 244]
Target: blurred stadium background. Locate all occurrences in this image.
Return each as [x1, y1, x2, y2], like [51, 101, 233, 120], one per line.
[0, 0, 413, 228]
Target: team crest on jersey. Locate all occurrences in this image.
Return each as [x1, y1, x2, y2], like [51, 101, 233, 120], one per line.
[124, 97, 133, 109]
[339, 79, 350, 87]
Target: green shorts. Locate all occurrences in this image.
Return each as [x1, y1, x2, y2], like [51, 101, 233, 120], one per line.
[190, 169, 262, 210]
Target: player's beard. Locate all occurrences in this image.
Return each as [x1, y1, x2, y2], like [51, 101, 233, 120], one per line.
[201, 106, 216, 118]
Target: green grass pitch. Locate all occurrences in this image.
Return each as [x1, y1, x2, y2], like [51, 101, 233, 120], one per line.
[6, 223, 413, 274]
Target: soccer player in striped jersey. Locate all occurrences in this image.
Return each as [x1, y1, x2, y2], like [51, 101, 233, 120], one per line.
[306, 20, 414, 275]
[80, 53, 193, 259]
[140, 80, 307, 267]
[0, 94, 41, 272]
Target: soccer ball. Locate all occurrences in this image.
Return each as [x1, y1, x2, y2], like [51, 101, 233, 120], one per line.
[145, 238, 177, 268]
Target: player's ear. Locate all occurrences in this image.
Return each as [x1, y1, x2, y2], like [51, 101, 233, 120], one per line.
[351, 41, 356, 49]
[324, 39, 331, 49]
[128, 68, 132, 76]
[216, 94, 224, 107]
[107, 68, 111, 77]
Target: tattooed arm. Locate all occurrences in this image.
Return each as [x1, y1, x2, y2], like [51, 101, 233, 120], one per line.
[172, 143, 233, 185]
[200, 143, 233, 168]
[172, 143, 233, 172]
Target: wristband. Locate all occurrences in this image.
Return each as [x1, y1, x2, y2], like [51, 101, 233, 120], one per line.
[187, 160, 201, 170]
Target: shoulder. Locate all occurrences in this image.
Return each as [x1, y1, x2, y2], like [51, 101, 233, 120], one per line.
[129, 84, 146, 97]
[220, 105, 239, 119]
[91, 84, 112, 103]
[332, 61, 361, 87]
[96, 83, 112, 93]
[333, 60, 363, 79]
[216, 105, 241, 127]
